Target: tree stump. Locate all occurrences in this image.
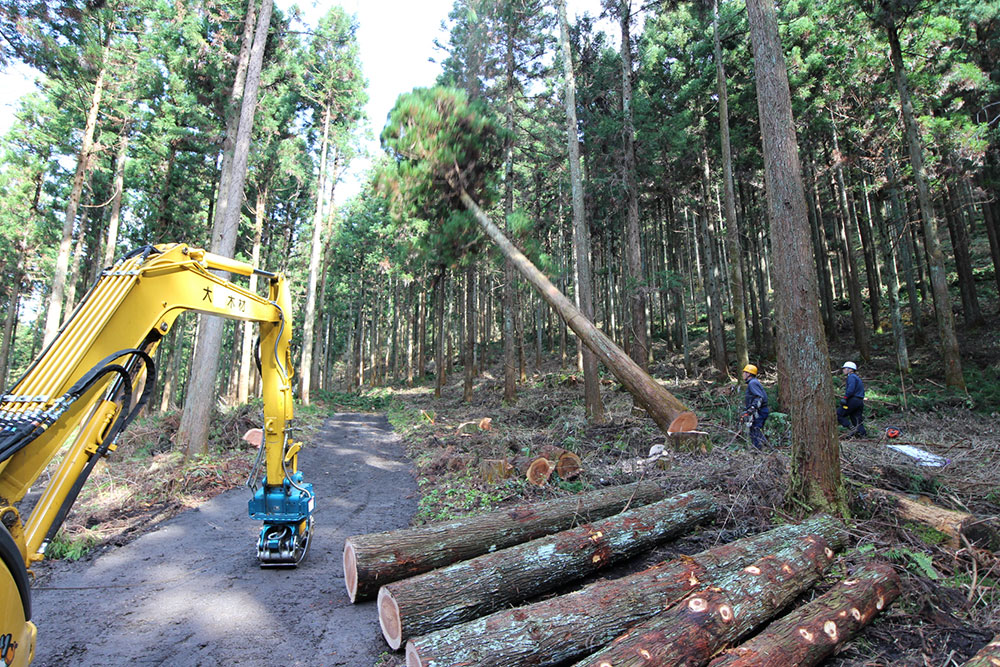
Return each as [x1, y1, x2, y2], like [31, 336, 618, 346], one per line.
[379, 489, 719, 648]
[710, 563, 901, 666]
[479, 458, 514, 483]
[404, 516, 846, 667]
[512, 455, 555, 485]
[574, 532, 839, 666]
[539, 445, 583, 479]
[343, 480, 664, 602]
[667, 431, 712, 453]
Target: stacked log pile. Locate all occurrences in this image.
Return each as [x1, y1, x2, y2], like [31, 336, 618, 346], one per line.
[346, 485, 903, 666]
[344, 480, 664, 602]
[378, 489, 719, 648]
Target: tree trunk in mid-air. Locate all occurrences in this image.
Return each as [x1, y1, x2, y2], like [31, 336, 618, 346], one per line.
[745, 0, 846, 517]
[177, 0, 273, 457]
[558, 0, 605, 423]
[459, 190, 698, 436]
[378, 490, 719, 649]
[343, 481, 664, 603]
[404, 517, 845, 667]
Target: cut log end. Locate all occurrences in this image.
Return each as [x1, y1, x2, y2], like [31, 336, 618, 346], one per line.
[378, 586, 404, 649]
[668, 411, 699, 434]
[526, 457, 555, 486]
[405, 642, 423, 667]
[343, 540, 358, 603]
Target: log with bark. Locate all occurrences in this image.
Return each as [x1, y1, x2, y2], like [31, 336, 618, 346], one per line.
[478, 458, 514, 483]
[344, 480, 664, 602]
[458, 189, 698, 435]
[379, 489, 719, 649]
[962, 635, 1000, 667]
[573, 529, 841, 666]
[864, 487, 1000, 550]
[710, 563, 901, 666]
[404, 516, 846, 667]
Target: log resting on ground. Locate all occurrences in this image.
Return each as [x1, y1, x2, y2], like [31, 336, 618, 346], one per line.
[573, 532, 840, 667]
[864, 488, 1000, 550]
[404, 515, 847, 667]
[512, 455, 555, 485]
[343, 480, 664, 602]
[379, 489, 720, 648]
[962, 635, 1000, 667]
[710, 563, 901, 667]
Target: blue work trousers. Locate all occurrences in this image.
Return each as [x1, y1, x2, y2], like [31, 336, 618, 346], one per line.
[837, 397, 866, 436]
[750, 407, 769, 449]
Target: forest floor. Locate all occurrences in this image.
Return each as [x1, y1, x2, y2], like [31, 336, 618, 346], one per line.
[36, 300, 1000, 666]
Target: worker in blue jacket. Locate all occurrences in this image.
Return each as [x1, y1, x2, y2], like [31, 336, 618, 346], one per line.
[741, 364, 769, 449]
[837, 361, 866, 437]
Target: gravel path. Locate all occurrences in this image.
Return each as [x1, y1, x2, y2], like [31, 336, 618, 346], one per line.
[29, 413, 417, 666]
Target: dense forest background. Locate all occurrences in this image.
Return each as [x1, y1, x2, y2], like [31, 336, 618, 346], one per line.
[0, 0, 998, 465]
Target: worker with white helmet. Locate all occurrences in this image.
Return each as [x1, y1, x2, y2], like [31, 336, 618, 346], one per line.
[837, 361, 866, 437]
[741, 364, 769, 449]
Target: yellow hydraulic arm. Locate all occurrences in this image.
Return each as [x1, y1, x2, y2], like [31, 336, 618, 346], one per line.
[0, 244, 314, 667]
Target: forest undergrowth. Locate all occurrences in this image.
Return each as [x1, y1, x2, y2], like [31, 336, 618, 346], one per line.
[42, 302, 1000, 666]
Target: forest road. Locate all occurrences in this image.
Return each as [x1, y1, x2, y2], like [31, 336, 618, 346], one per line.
[29, 412, 418, 666]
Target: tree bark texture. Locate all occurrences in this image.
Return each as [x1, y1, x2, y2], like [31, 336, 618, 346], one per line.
[177, 0, 273, 456]
[404, 516, 846, 667]
[884, 18, 964, 390]
[43, 61, 105, 347]
[699, 144, 729, 374]
[458, 190, 697, 434]
[714, 0, 748, 372]
[299, 106, 332, 404]
[378, 490, 719, 649]
[618, 0, 649, 370]
[558, 0, 605, 423]
[343, 481, 665, 602]
[710, 563, 901, 667]
[573, 529, 840, 667]
[961, 636, 1000, 667]
[745, 0, 846, 516]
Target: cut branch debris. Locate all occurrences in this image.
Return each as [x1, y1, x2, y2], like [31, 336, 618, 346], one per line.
[378, 489, 720, 649]
[404, 516, 846, 667]
[343, 481, 664, 602]
[710, 563, 901, 667]
[573, 531, 841, 666]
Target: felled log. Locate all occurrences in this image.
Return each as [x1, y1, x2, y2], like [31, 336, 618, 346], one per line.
[667, 430, 712, 453]
[539, 445, 583, 479]
[574, 530, 840, 667]
[344, 480, 664, 602]
[404, 516, 846, 667]
[865, 488, 1000, 550]
[961, 635, 1000, 667]
[512, 455, 555, 485]
[710, 563, 901, 667]
[379, 489, 719, 649]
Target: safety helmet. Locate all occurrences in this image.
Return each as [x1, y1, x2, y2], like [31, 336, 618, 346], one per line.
[742, 364, 758, 376]
[842, 361, 857, 370]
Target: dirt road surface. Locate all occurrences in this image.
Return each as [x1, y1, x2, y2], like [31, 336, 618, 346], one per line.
[29, 413, 417, 666]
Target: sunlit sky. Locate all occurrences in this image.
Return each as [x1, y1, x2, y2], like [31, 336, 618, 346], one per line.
[0, 0, 611, 205]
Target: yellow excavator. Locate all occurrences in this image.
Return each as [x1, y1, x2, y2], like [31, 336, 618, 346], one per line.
[0, 243, 314, 666]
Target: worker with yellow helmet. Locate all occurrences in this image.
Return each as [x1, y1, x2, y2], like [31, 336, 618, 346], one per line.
[741, 364, 769, 449]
